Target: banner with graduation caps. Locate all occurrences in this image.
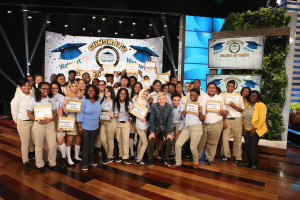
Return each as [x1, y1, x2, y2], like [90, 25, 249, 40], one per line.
[206, 74, 261, 93]
[45, 31, 163, 85]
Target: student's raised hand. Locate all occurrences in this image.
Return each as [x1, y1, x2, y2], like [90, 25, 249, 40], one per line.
[138, 69, 143, 77]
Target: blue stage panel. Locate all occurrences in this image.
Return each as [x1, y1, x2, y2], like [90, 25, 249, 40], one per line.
[213, 18, 225, 32]
[185, 31, 211, 48]
[183, 64, 209, 80]
[186, 15, 212, 32]
[184, 47, 208, 64]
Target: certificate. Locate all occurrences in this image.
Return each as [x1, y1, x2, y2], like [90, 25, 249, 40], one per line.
[100, 110, 111, 122]
[180, 96, 188, 106]
[132, 95, 138, 102]
[140, 80, 150, 89]
[186, 101, 200, 115]
[130, 103, 148, 119]
[58, 117, 75, 131]
[206, 100, 221, 113]
[156, 73, 170, 82]
[107, 82, 112, 86]
[225, 93, 240, 105]
[144, 61, 156, 69]
[166, 70, 171, 76]
[67, 61, 79, 71]
[103, 64, 115, 74]
[150, 93, 159, 104]
[158, 78, 167, 84]
[34, 106, 53, 120]
[126, 63, 139, 74]
[65, 99, 82, 113]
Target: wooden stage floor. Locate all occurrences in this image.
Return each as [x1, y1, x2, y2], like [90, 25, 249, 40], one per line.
[0, 123, 300, 200]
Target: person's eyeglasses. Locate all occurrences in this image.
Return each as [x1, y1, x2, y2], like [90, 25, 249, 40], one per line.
[41, 88, 50, 90]
[105, 90, 111, 93]
[51, 88, 59, 90]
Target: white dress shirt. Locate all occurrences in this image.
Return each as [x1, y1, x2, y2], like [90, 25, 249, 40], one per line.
[220, 93, 244, 118]
[200, 93, 226, 124]
[11, 92, 34, 122]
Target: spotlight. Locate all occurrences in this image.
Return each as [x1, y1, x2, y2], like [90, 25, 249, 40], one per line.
[164, 25, 167, 27]
[102, 18, 106, 21]
[47, 20, 51, 24]
[162, 35, 165, 38]
[146, 35, 149, 38]
[28, 63, 31, 66]
[177, 36, 179, 39]
[98, 30, 101, 33]
[149, 24, 152, 27]
[22, 9, 28, 12]
[119, 21, 122, 24]
[132, 22, 136, 25]
[82, 27, 86, 31]
[115, 32, 118, 35]
[92, 16, 96, 19]
[131, 33, 134, 36]
[7, 11, 12, 14]
[28, 16, 32, 19]
[65, 24, 68, 27]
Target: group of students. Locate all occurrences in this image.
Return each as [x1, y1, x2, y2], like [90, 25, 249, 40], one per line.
[10, 68, 267, 172]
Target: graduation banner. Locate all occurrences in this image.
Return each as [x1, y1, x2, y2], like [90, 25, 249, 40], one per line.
[44, 31, 163, 84]
[206, 74, 261, 93]
[208, 36, 264, 69]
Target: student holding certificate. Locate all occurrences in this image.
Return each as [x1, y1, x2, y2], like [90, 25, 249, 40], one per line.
[219, 80, 244, 167]
[58, 81, 83, 168]
[100, 86, 118, 164]
[114, 88, 132, 164]
[198, 82, 228, 166]
[130, 89, 151, 166]
[149, 92, 173, 167]
[149, 80, 162, 106]
[11, 78, 35, 171]
[27, 82, 59, 173]
[76, 84, 102, 171]
[172, 89, 205, 168]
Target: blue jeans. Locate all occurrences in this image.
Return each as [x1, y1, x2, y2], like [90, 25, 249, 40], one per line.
[82, 129, 98, 165]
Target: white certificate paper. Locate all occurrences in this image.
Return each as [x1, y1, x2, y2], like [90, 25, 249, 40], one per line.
[225, 93, 240, 105]
[34, 106, 53, 120]
[180, 96, 188, 106]
[103, 65, 115, 74]
[144, 61, 156, 69]
[206, 100, 221, 113]
[126, 63, 139, 74]
[140, 80, 150, 89]
[157, 73, 170, 82]
[100, 110, 111, 122]
[65, 100, 82, 113]
[186, 101, 199, 115]
[130, 103, 148, 119]
[151, 94, 159, 104]
[58, 117, 75, 131]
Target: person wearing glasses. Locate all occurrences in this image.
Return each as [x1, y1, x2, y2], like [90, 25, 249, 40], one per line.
[27, 82, 59, 173]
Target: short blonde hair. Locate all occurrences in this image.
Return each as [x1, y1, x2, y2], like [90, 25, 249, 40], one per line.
[67, 81, 83, 99]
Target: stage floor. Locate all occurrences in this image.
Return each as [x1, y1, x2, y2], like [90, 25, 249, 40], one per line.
[0, 120, 300, 200]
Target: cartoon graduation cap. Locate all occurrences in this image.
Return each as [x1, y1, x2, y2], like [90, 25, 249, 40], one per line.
[246, 41, 262, 50]
[130, 45, 159, 63]
[210, 78, 222, 86]
[51, 43, 87, 60]
[243, 79, 260, 88]
[210, 42, 225, 51]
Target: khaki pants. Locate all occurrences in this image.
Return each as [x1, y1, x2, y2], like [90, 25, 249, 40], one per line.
[198, 120, 223, 161]
[175, 124, 203, 165]
[116, 121, 131, 159]
[32, 121, 57, 168]
[136, 128, 148, 161]
[221, 118, 243, 160]
[95, 125, 101, 148]
[100, 118, 117, 159]
[17, 120, 34, 164]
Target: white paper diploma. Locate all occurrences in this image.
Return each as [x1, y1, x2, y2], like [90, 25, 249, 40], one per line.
[140, 80, 150, 89]
[126, 63, 139, 74]
[206, 100, 221, 113]
[144, 61, 156, 69]
[130, 103, 148, 119]
[180, 96, 188, 106]
[58, 117, 75, 131]
[186, 101, 199, 115]
[151, 94, 159, 104]
[65, 100, 82, 113]
[157, 73, 170, 82]
[225, 93, 240, 105]
[100, 110, 111, 122]
[34, 106, 53, 120]
[103, 65, 114, 74]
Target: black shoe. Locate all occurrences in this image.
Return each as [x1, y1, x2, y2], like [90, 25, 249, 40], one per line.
[49, 165, 60, 171]
[82, 165, 88, 171]
[148, 158, 154, 167]
[37, 167, 46, 173]
[136, 160, 148, 166]
[169, 155, 175, 159]
[205, 159, 213, 165]
[61, 158, 66, 170]
[23, 162, 31, 171]
[115, 157, 122, 163]
[236, 160, 243, 167]
[243, 163, 252, 168]
[28, 152, 35, 160]
[164, 158, 172, 167]
[218, 155, 231, 162]
[122, 159, 131, 165]
[130, 156, 135, 160]
[102, 158, 113, 165]
[88, 162, 98, 167]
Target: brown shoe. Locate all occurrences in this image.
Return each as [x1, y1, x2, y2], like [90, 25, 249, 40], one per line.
[193, 163, 201, 169]
[171, 164, 181, 168]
